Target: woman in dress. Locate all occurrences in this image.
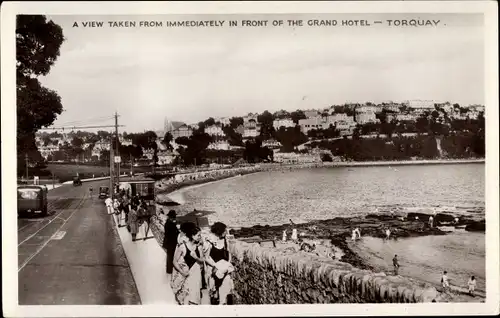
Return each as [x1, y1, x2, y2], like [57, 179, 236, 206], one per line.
[203, 222, 235, 305]
[171, 222, 204, 305]
[128, 203, 139, 241]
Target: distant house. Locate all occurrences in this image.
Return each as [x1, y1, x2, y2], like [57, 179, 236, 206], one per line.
[243, 119, 260, 138]
[205, 125, 224, 137]
[304, 109, 319, 118]
[299, 116, 329, 134]
[407, 100, 435, 110]
[207, 140, 230, 151]
[172, 124, 193, 139]
[273, 118, 295, 130]
[157, 150, 178, 166]
[235, 125, 245, 135]
[262, 139, 282, 150]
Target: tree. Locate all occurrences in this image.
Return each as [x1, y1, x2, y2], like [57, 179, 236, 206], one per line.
[17, 15, 65, 176]
[290, 110, 307, 124]
[204, 117, 216, 127]
[162, 132, 173, 150]
[229, 117, 244, 129]
[97, 130, 111, 141]
[257, 110, 275, 140]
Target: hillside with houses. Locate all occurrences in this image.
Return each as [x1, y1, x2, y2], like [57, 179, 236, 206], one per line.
[33, 100, 485, 169]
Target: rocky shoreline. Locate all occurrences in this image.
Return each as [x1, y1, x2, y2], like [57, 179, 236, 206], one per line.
[231, 212, 485, 270]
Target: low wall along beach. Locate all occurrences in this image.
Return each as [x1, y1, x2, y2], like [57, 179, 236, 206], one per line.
[228, 240, 439, 304]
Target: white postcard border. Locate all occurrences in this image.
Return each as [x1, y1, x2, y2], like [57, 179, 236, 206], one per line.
[1, 1, 498, 317]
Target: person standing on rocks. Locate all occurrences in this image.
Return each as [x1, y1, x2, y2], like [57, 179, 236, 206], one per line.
[386, 228, 391, 240]
[467, 276, 476, 296]
[428, 215, 434, 228]
[392, 254, 400, 275]
[162, 210, 179, 275]
[441, 271, 450, 292]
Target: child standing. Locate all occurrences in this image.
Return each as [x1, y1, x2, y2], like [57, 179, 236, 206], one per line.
[467, 276, 476, 296]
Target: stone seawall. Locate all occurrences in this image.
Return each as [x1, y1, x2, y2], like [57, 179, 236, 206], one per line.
[228, 240, 440, 304]
[155, 166, 261, 196]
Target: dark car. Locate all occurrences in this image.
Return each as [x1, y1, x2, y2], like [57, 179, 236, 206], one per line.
[73, 176, 82, 186]
[18, 185, 48, 216]
[98, 186, 109, 199]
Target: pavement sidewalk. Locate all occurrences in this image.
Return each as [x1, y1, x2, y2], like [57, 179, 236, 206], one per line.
[113, 216, 177, 305]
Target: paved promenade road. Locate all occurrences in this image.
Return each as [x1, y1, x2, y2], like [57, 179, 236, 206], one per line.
[18, 180, 141, 305]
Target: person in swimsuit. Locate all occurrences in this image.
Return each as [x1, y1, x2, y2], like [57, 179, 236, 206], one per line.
[171, 222, 204, 305]
[203, 222, 235, 305]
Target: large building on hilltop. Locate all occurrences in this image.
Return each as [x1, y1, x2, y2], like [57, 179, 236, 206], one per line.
[406, 100, 435, 110]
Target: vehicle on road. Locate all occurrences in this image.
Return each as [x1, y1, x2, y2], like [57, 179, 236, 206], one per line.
[73, 176, 82, 186]
[98, 186, 109, 199]
[17, 185, 48, 216]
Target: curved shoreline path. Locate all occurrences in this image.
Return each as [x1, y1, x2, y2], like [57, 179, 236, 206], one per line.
[18, 180, 141, 305]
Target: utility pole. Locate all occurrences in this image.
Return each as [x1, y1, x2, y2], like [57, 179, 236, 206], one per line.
[25, 153, 29, 181]
[115, 112, 120, 191]
[110, 138, 115, 199]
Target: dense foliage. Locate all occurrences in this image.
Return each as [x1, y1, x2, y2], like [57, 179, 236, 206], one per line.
[17, 15, 65, 176]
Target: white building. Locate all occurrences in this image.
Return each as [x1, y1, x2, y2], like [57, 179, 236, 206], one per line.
[243, 127, 259, 138]
[205, 125, 224, 137]
[356, 105, 379, 114]
[304, 109, 319, 118]
[407, 100, 435, 110]
[273, 118, 295, 130]
[219, 117, 231, 126]
[243, 114, 258, 124]
[262, 139, 282, 149]
[356, 112, 377, 124]
[39, 144, 60, 159]
[382, 104, 401, 113]
[273, 152, 322, 164]
[335, 120, 351, 130]
[207, 141, 231, 151]
[299, 116, 330, 134]
[172, 124, 193, 139]
[157, 150, 178, 166]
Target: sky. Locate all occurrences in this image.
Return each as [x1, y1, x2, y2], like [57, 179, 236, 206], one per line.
[40, 13, 485, 133]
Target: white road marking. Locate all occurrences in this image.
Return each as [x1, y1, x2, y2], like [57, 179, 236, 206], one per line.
[51, 231, 66, 240]
[18, 195, 86, 246]
[18, 198, 86, 272]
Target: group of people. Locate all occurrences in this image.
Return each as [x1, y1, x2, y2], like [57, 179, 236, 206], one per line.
[105, 190, 152, 242]
[162, 210, 235, 305]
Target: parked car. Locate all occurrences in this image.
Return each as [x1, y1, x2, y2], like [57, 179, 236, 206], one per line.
[18, 184, 48, 216]
[73, 176, 82, 186]
[98, 186, 109, 199]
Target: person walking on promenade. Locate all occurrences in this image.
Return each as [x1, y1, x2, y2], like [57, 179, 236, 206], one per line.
[122, 195, 131, 228]
[467, 276, 476, 296]
[171, 222, 204, 305]
[203, 222, 235, 305]
[113, 198, 121, 226]
[162, 210, 179, 275]
[393, 254, 400, 275]
[128, 203, 139, 242]
[441, 271, 450, 292]
[105, 196, 113, 215]
[89, 186, 93, 199]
